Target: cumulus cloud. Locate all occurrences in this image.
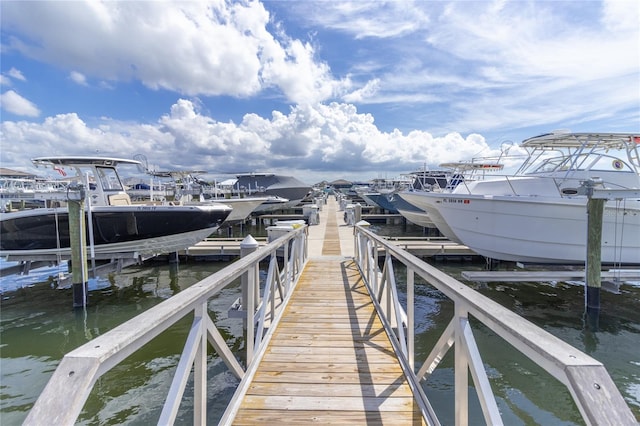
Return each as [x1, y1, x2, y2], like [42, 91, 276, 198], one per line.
[69, 71, 88, 86]
[1, 99, 498, 181]
[0, 90, 40, 117]
[0, 0, 345, 104]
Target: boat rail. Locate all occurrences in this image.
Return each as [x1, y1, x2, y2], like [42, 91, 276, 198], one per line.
[450, 172, 640, 199]
[24, 226, 308, 425]
[353, 223, 636, 425]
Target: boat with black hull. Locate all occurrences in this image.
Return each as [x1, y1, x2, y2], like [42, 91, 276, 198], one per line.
[0, 157, 232, 261]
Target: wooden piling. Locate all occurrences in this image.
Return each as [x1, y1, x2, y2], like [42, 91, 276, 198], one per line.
[68, 194, 88, 308]
[585, 192, 605, 328]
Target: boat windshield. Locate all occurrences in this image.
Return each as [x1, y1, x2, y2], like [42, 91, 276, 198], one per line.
[95, 167, 125, 191]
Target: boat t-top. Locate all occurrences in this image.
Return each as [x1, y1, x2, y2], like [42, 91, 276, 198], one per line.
[0, 157, 233, 261]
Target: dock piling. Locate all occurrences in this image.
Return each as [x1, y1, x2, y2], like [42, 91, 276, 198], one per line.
[67, 183, 89, 308]
[582, 179, 605, 329]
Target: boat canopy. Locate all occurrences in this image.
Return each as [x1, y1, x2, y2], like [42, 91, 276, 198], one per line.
[439, 162, 504, 171]
[32, 157, 142, 167]
[521, 132, 640, 150]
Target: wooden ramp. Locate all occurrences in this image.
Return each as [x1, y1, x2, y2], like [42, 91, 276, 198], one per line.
[233, 259, 425, 424]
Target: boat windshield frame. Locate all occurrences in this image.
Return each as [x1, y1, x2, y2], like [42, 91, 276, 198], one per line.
[516, 133, 640, 177]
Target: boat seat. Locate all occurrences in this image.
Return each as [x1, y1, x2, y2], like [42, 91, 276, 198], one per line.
[108, 193, 132, 206]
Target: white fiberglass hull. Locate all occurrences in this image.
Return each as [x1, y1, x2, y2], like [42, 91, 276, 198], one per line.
[395, 207, 435, 228]
[398, 192, 463, 243]
[206, 198, 267, 225]
[413, 193, 640, 264]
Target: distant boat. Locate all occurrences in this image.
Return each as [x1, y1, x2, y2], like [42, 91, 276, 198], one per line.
[356, 177, 413, 213]
[143, 170, 269, 226]
[0, 157, 232, 260]
[401, 132, 640, 264]
[393, 170, 457, 229]
[233, 173, 312, 211]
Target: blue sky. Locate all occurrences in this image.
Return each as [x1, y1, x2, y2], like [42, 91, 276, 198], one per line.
[1, 0, 639, 183]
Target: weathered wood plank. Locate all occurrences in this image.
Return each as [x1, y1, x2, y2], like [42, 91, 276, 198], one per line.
[233, 409, 426, 425]
[241, 394, 419, 411]
[255, 361, 405, 374]
[247, 382, 414, 397]
[252, 371, 408, 384]
[231, 207, 427, 424]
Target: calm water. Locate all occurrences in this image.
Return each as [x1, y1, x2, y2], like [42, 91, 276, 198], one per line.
[1, 222, 639, 424]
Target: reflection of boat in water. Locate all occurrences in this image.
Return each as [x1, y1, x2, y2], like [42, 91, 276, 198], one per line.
[0, 157, 232, 260]
[401, 132, 640, 264]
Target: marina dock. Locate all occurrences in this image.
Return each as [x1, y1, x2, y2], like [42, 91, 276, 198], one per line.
[230, 196, 426, 423]
[232, 259, 425, 423]
[23, 196, 637, 425]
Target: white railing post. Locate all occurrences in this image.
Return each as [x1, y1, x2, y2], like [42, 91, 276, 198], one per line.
[194, 301, 207, 425]
[455, 303, 469, 426]
[283, 235, 290, 289]
[407, 267, 415, 371]
[373, 240, 379, 293]
[241, 235, 259, 363]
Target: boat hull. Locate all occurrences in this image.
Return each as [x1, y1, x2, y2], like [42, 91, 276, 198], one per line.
[364, 192, 399, 213]
[407, 192, 640, 264]
[0, 204, 231, 258]
[398, 191, 462, 242]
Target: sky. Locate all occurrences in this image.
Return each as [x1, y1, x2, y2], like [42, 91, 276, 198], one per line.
[1, 0, 639, 184]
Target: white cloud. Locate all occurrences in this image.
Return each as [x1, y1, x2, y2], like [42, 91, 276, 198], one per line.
[0, 90, 40, 117]
[69, 71, 88, 86]
[0, 75, 12, 87]
[292, 1, 430, 39]
[1, 99, 499, 181]
[0, 1, 345, 104]
[7, 68, 26, 81]
[287, 1, 639, 135]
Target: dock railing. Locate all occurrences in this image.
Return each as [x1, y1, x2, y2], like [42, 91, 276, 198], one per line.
[24, 226, 308, 425]
[353, 223, 636, 426]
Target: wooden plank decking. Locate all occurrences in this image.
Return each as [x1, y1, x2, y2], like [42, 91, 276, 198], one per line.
[232, 198, 427, 424]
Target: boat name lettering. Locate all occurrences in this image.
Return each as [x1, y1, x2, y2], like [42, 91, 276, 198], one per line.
[136, 206, 158, 211]
[443, 198, 470, 204]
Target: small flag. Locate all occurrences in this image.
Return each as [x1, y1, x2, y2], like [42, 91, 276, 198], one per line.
[53, 166, 66, 176]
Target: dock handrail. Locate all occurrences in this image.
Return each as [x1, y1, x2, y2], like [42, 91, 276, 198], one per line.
[353, 223, 636, 425]
[24, 226, 308, 425]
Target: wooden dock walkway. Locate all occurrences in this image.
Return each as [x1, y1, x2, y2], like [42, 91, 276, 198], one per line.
[231, 197, 427, 424]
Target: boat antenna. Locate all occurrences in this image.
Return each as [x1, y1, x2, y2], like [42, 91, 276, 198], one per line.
[133, 154, 150, 174]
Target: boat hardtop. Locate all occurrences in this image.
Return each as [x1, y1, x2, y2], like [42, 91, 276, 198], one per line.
[32, 156, 142, 167]
[520, 132, 640, 150]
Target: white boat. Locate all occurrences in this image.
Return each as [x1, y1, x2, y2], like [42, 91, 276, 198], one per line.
[400, 132, 640, 264]
[0, 157, 233, 260]
[147, 171, 269, 226]
[396, 166, 502, 232]
[233, 173, 312, 211]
